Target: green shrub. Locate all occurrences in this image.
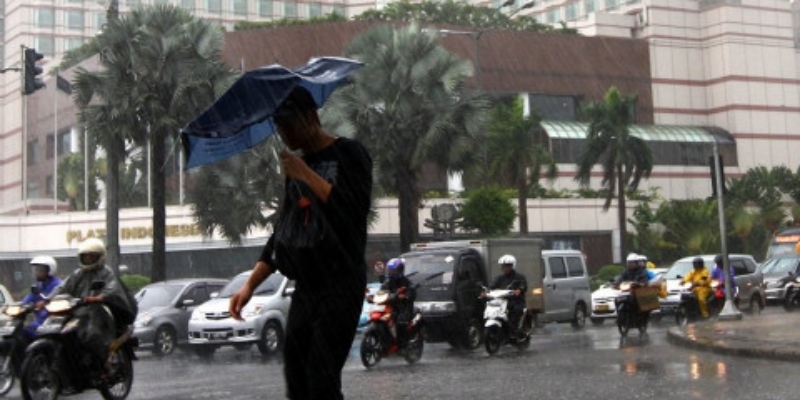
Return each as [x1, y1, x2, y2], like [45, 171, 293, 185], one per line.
[121, 274, 151, 294]
[590, 264, 624, 292]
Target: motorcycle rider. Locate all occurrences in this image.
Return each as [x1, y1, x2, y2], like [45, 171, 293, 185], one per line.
[49, 238, 137, 375]
[681, 257, 712, 318]
[615, 253, 658, 286]
[711, 254, 736, 300]
[372, 258, 416, 351]
[485, 255, 527, 339]
[20, 256, 62, 339]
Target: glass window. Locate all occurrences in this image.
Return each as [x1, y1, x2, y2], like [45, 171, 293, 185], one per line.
[65, 37, 84, 52]
[182, 286, 209, 304]
[27, 139, 39, 165]
[258, 0, 272, 16]
[96, 13, 108, 30]
[284, 1, 297, 18]
[127, 0, 142, 7]
[46, 134, 55, 159]
[730, 260, 749, 276]
[34, 36, 55, 57]
[46, 175, 54, 196]
[546, 8, 559, 24]
[232, 0, 247, 14]
[27, 181, 40, 199]
[58, 131, 72, 155]
[584, 0, 595, 13]
[548, 257, 568, 279]
[567, 257, 585, 277]
[605, 0, 618, 11]
[182, 0, 196, 10]
[309, 2, 322, 17]
[530, 94, 577, 121]
[154, 0, 170, 5]
[331, 5, 345, 17]
[35, 9, 55, 28]
[67, 10, 84, 30]
[565, 2, 578, 21]
[206, 0, 222, 13]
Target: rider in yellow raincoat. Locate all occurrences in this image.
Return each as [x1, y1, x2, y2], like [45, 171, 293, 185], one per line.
[681, 257, 712, 318]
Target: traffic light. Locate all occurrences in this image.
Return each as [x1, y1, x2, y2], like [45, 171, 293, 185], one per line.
[22, 48, 45, 95]
[709, 155, 727, 197]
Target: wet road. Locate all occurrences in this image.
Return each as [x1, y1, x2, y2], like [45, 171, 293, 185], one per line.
[4, 311, 798, 399]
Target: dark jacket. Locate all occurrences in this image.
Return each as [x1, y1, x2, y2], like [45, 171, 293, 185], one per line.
[380, 276, 416, 323]
[614, 267, 653, 286]
[490, 270, 528, 306]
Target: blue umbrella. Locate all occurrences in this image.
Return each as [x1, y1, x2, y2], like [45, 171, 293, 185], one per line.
[180, 56, 363, 169]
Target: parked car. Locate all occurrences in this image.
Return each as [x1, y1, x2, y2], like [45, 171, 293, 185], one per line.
[659, 254, 765, 315]
[761, 254, 800, 304]
[358, 282, 382, 332]
[188, 271, 293, 357]
[538, 250, 593, 329]
[0, 284, 12, 307]
[133, 278, 228, 356]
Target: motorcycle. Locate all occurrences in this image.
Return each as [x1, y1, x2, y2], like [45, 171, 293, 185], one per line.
[781, 273, 800, 312]
[615, 281, 659, 337]
[360, 287, 424, 369]
[675, 280, 725, 326]
[0, 290, 38, 396]
[481, 285, 530, 355]
[19, 281, 137, 400]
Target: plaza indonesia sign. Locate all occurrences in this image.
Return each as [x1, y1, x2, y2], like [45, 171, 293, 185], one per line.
[66, 224, 203, 245]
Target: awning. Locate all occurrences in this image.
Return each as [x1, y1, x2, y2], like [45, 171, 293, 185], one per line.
[540, 120, 734, 144]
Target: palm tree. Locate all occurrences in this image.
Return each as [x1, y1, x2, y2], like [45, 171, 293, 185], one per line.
[487, 96, 557, 235]
[575, 87, 653, 261]
[330, 23, 491, 251]
[74, 4, 235, 281]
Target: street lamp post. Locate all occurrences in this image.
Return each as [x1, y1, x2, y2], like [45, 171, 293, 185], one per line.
[713, 137, 742, 321]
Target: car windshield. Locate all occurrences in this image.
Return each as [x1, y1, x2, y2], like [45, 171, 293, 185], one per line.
[663, 261, 711, 280]
[762, 257, 798, 275]
[218, 273, 284, 298]
[404, 253, 456, 286]
[136, 285, 183, 311]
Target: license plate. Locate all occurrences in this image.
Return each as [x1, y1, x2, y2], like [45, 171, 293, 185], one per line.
[208, 332, 228, 340]
[596, 304, 609, 311]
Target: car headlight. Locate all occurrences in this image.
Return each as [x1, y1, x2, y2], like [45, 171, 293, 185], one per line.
[190, 310, 205, 321]
[243, 304, 266, 318]
[135, 315, 153, 327]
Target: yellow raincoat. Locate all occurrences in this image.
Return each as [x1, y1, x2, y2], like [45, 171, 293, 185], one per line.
[682, 267, 711, 317]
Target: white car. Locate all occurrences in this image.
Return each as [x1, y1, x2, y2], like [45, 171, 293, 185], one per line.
[590, 283, 619, 325]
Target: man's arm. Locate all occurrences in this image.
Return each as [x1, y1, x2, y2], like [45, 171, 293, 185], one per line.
[229, 261, 274, 320]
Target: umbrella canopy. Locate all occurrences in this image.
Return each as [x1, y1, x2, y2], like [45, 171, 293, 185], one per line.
[181, 56, 363, 169]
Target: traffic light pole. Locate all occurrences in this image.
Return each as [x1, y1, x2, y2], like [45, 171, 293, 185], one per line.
[714, 137, 742, 321]
[20, 45, 28, 211]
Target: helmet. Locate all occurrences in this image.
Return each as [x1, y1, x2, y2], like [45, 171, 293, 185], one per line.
[498, 255, 516, 269]
[77, 238, 106, 270]
[636, 254, 648, 267]
[714, 254, 724, 265]
[30, 255, 57, 276]
[692, 257, 704, 268]
[626, 253, 639, 263]
[386, 258, 405, 280]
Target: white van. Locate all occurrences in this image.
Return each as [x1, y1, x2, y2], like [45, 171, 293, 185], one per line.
[534, 250, 592, 329]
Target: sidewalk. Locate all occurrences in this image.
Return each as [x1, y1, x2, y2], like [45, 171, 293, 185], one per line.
[667, 312, 800, 362]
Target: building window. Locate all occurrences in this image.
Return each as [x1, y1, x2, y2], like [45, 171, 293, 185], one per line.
[232, 0, 247, 14]
[331, 5, 345, 17]
[46, 175, 54, 196]
[127, 0, 142, 7]
[27, 181, 40, 199]
[35, 9, 55, 28]
[284, 2, 297, 18]
[47, 134, 55, 160]
[565, 2, 578, 21]
[65, 37, 84, 51]
[34, 36, 55, 57]
[154, 0, 170, 5]
[584, 0, 595, 14]
[67, 10, 85, 30]
[605, 0, 618, 11]
[96, 13, 108, 31]
[27, 139, 40, 166]
[258, 0, 272, 16]
[206, 0, 222, 13]
[58, 131, 72, 156]
[182, 0, 196, 10]
[309, 2, 322, 17]
[546, 8, 559, 24]
[529, 94, 578, 121]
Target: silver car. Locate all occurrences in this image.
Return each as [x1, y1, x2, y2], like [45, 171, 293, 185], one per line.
[188, 271, 293, 357]
[133, 278, 228, 356]
[762, 255, 800, 304]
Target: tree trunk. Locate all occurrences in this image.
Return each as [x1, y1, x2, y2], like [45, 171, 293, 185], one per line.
[151, 131, 167, 282]
[518, 176, 528, 236]
[616, 164, 627, 263]
[106, 136, 120, 274]
[397, 168, 419, 252]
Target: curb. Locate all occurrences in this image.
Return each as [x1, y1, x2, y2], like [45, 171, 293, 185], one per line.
[667, 326, 800, 363]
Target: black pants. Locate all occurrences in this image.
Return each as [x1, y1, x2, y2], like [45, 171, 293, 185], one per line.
[508, 301, 524, 335]
[283, 281, 363, 400]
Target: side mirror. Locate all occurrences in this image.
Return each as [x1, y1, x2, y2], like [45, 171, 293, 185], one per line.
[209, 292, 219, 299]
[181, 299, 195, 308]
[283, 287, 295, 297]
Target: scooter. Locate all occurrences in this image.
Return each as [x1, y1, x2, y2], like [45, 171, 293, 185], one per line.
[0, 289, 38, 396]
[675, 280, 725, 326]
[615, 281, 657, 337]
[19, 281, 138, 400]
[360, 287, 424, 369]
[481, 285, 530, 355]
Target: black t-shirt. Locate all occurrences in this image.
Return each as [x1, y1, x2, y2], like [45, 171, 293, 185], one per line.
[259, 137, 372, 289]
[490, 271, 528, 305]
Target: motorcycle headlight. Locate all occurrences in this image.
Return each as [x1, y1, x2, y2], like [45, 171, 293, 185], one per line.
[619, 282, 632, 292]
[4, 305, 23, 317]
[135, 315, 153, 327]
[46, 299, 72, 314]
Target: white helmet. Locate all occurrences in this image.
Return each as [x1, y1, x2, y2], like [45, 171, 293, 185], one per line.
[30, 255, 57, 276]
[498, 254, 517, 269]
[77, 238, 106, 270]
[626, 253, 639, 263]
